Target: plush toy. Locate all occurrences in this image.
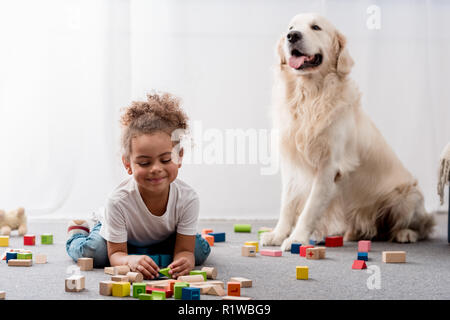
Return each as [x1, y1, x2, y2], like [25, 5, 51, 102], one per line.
[0, 207, 27, 236]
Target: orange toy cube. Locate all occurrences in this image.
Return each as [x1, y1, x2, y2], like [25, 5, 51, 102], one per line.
[227, 282, 241, 297]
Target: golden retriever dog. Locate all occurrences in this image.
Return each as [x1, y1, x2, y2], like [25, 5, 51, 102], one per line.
[260, 13, 435, 251]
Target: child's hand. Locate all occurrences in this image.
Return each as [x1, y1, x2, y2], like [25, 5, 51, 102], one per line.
[127, 255, 160, 280]
[168, 257, 192, 279]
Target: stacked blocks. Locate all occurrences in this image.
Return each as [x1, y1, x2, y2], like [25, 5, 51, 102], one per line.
[296, 266, 308, 280]
[291, 243, 302, 254]
[208, 232, 225, 242]
[244, 241, 259, 252]
[182, 287, 201, 300]
[190, 270, 207, 281]
[24, 235, 35, 246]
[299, 245, 314, 257]
[357, 252, 368, 261]
[358, 240, 371, 252]
[325, 236, 343, 247]
[17, 253, 32, 260]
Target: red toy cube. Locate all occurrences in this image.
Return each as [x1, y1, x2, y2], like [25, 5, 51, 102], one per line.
[352, 260, 367, 269]
[325, 236, 343, 247]
[227, 282, 241, 297]
[145, 286, 173, 298]
[299, 245, 315, 257]
[358, 240, 371, 252]
[24, 235, 36, 246]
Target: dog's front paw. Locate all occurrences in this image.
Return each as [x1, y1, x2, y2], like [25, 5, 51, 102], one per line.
[280, 233, 310, 251]
[394, 229, 418, 243]
[260, 231, 287, 247]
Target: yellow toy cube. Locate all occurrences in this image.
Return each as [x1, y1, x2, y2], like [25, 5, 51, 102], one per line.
[112, 282, 131, 297]
[244, 241, 259, 253]
[0, 236, 9, 247]
[296, 266, 308, 280]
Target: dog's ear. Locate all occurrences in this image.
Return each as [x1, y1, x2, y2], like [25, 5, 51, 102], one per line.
[276, 34, 287, 65]
[335, 31, 354, 76]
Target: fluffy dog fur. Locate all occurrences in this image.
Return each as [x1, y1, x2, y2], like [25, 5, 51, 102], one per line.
[260, 13, 435, 251]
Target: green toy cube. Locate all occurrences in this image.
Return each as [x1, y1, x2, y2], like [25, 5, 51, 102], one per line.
[132, 283, 147, 298]
[17, 253, 32, 260]
[189, 270, 207, 281]
[159, 267, 171, 278]
[174, 282, 190, 300]
[151, 291, 166, 300]
[41, 234, 53, 245]
[138, 293, 153, 300]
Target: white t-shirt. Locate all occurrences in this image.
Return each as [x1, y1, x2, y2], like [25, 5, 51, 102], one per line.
[99, 176, 199, 247]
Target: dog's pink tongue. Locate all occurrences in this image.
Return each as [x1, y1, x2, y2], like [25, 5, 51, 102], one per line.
[289, 56, 306, 69]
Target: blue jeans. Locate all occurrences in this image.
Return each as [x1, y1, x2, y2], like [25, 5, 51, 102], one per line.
[66, 222, 211, 268]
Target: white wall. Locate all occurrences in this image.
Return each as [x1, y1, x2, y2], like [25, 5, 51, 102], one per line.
[0, 0, 449, 220]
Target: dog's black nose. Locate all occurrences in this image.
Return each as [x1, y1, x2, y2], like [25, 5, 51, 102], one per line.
[287, 31, 302, 44]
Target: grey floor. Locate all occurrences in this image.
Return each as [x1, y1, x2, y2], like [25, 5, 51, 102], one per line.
[0, 212, 449, 300]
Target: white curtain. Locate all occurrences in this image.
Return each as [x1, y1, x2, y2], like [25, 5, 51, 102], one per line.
[0, 0, 449, 219]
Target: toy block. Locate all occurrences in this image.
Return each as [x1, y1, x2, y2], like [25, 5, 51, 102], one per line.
[244, 241, 259, 252]
[35, 254, 47, 264]
[177, 275, 205, 283]
[241, 245, 256, 257]
[234, 224, 251, 233]
[17, 252, 32, 260]
[114, 265, 131, 275]
[352, 260, 367, 269]
[317, 247, 326, 259]
[99, 280, 114, 296]
[382, 251, 406, 263]
[126, 272, 143, 283]
[41, 234, 53, 245]
[205, 280, 225, 288]
[208, 232, 225, 242]
[207, 285, 226, 296]
[257, 227, 273, 239]
[77, 258, 93, 271]
[0, 291, 5, 299]
[203, 235, 214, 247]
[227, 282, 241, 296]
[111, 275, 129, 282]
[201, 228, 213, 235]
[146, 286, 173, 298]
[260, 249, 282, 257]
[112, 282, 131, 297]
[0, 236, 9, 247]
[8, 259, 32, 267]
[6, 252, 17, 263]
[291, 243, 302, 254]
[182, 287, 201, 300]
[167, 280, 179, 292]
[190, 270, 207, 281]
[325, 236, 343, 247]
[190, 283, 214, 294]
[296, 266, 308, 280]
[151, 290, 167, 300]
[358, 240, 371, 252]
[138, 293, 153, 300]
[306, 248, 320, 260]
[23, 235, 35, 246]
[201, 266, 217, 280]
[229, 277, 252, 288]
[222, 296, 252, 300]
[159, 267, 171, 278]
[159, 254, 172, 268]
[299, 245, 314, 257]
[174, 282, 190, 299]
[357, 252, 369, 261]
[65, 275, 85, 292]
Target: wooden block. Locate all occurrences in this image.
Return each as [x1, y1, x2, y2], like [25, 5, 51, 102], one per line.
[190, 283, 214, 294]
[291, 243, 302, 254]
[357, 252, 369, 261]
[244, 241, 258, 252]
[112, 282, 131, 297]
[104, 267, 115, 275]
[5, 252, 17, 262]
[317, 247, 326, 259]
[222, 296, 252, 300]
[299, 245, 314, 257]
[146, 286, 173, 298]
[77, 258, 93, 271]
[99, 280, 114, 296]
[65, 275, 85, 292]
[181, 287, 200, 300]
[17, 253, 32, 260]
[229, 277, 252, 288]
[190, 270, 207, 281]
[234, 224, 251, 233]
[206, 285, 226, 296]
[41, 234, 53, 245]
[0, 236, 9, 247]
[358, 240, 371, 252]
[35, 254, 47, 264]
[138, 293, 153, 300]
[227, 282, 241, 297]
[201, 267, 217, 280]
[325, 236, 343, 247]
[111, 275, 129, 282]
[126, 272, 143, 283]
[177, 275, 205, 283]
[203, 235, 214, 247]
[352, 260, 367, 269]
[151, 290, 167, 300]
[296, 266, 308, 280]
[159, 267, 171, 278]
[305, 248, 320, 260]
[114, 265, 131, 275]
[241, 245, 256, 257]
[174, 282, 190, 299]
[23, 235, 36, 246]
[382, 251, 406, 263]
[208, 232, 226, 242]
[0, 291, 5, 299]
[260, 249, 282, 257]
[8, 259, 32, 267]
[132, 283, 147, 298]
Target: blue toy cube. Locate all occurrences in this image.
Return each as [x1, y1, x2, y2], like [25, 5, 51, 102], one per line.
[181, 287, 200, 300]
[208, 232, 226, 242]
[6, 252, 17, 262]
[291, 243, 302, 254]
[357, 252, 368, 261]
